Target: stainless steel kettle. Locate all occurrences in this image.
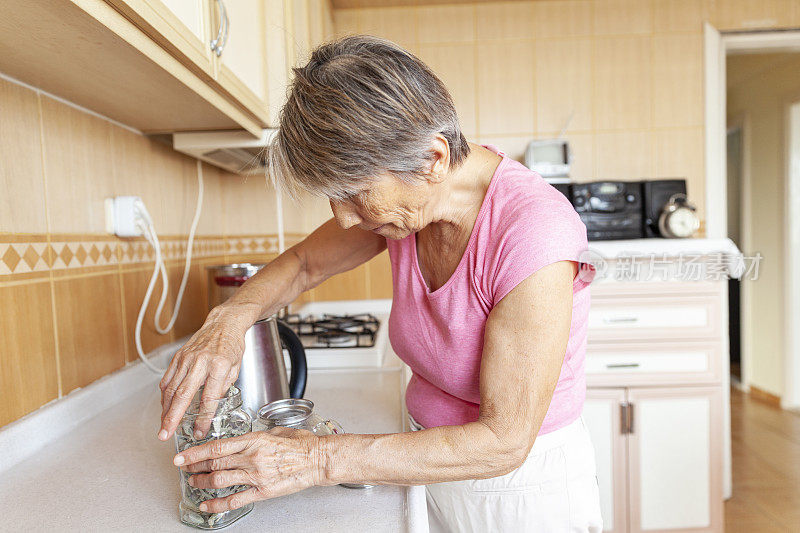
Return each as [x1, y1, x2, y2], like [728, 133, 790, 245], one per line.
[207, 264, 308, 415]
[237, 316, 307, 416]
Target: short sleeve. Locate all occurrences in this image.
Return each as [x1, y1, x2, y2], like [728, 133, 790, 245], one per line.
[485, 197, 596, 307]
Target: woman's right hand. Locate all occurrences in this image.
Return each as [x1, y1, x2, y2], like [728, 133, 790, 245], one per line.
[158, 310, 247, 441]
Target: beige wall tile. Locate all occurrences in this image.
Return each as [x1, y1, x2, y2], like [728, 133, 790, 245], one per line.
[292, 0, 312, 65]
[167, 263, 208, 339]
[302, 194, 333, 234]
[312, 263, 369, 300]
[418, 43, 478, 136]
[477, 41, 536, 135]
[475, 1, 535, 41]
[40, 96, 115, 235]
[594, 130, 653, 179]
[196, 163, 225, 236]
[308, 0, 326, 48]
[0, 281, 58, 427]
[280, 191, 328, 237]
[221, 173, 280, 235]
[536, 38, 593, 134]
[359, 7, 417, 48]
[713, 0, 796, 30]
[593, 36, 652, 130]
[111, 128, 168, 233]
[478, 135, 532, 164]
[652, 34, 704, 128]
[120, 267, 175, 363]
[150, 142, 197, 235]
[54, 274, 126, 394]
[367, 250, 393, 299]
[282, 191, 312, 235]
[0, 78, 47, 233]
[593, 0, 653, 35]
[417, 4, 474, 44]
[532, 1, 593, 38]
[652, 127, 706, 217]
[332, 8, 359, 37]
[653, 0, 710, 32]
[564, 132, 594, 181]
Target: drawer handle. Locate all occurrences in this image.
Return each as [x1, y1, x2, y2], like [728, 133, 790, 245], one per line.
[606, 363, 640, 369]
[603, 316, 639, 324]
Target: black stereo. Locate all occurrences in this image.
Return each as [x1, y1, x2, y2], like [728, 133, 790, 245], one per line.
[570, 181, 643, 241]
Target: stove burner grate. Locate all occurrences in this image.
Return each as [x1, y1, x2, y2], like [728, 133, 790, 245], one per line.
[284, 313, 379, 348]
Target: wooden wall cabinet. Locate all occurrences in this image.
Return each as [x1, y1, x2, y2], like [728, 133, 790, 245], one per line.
[0, 0, 332, 135]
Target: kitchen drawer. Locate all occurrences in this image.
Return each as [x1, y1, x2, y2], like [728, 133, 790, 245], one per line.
[585, 341, 722, 387]
[588, 294, 721, 342]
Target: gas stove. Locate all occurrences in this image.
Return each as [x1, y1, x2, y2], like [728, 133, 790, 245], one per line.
[283, 300, 391, 369]
[284, 313, 380, 349]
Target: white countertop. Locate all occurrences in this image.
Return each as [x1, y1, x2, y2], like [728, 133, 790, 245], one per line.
[0, 342, 427, 532]
[584, 237, 744, 281]
[587, 237, 740, 258]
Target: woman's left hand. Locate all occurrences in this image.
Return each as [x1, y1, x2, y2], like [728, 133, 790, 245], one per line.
[173, 427, 325, 512]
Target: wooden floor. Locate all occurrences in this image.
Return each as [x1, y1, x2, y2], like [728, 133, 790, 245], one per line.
[725, 387, 800, 532]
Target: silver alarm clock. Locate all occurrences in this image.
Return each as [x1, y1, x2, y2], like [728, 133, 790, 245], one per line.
[658, 193, 699, 238]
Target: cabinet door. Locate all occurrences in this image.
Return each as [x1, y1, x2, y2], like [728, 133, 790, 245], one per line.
[627, 387, 723, 533]
[264, 0, 291, 126]
[106, 0, 215, 77]
[583, 389, 628, 533]
[161, 0, 206, 41]
[214, 0, 270, 124]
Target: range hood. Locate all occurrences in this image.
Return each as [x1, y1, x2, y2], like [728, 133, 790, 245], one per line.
[173, 129, 277, 175]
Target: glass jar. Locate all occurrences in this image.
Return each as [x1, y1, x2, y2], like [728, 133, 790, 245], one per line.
[255, 398, 343, 435]
[175, 386, 253, 529]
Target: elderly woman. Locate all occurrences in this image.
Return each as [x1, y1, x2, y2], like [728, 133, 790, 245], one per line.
[159, 36, 602, 532]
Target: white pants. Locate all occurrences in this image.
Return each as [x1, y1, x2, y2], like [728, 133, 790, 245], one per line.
[409, 415, 603, 533]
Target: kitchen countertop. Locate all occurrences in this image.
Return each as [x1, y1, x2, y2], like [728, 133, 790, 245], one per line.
[0, 342, 427, 532]
[587, 237, 741, 258]
[584, 237, 743, 281]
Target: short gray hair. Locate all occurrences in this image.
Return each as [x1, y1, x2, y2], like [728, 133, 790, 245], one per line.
[268, 35, 470, 200]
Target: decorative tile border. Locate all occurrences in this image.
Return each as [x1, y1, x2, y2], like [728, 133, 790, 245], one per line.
[0, 235, 281, 277]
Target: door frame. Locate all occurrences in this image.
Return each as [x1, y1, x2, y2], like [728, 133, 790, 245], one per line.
[785, 99, 800, 410]
[704, 25, 800, 408]
[725, 115, 750, 390]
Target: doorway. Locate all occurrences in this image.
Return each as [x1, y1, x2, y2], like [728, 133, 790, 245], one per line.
[705, 24, 800, 502]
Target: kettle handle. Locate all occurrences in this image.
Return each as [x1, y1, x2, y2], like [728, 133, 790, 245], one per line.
[277, 320, 307, 399]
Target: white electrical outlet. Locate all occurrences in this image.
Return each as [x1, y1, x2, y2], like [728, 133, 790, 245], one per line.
[105, 196, 146, 237]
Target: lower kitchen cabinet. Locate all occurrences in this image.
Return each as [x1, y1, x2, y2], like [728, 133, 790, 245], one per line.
[583, 386, 723, 533]
[584, 388, 628, 533]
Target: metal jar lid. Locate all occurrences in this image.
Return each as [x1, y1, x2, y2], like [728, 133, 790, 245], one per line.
[257, 398, 315, 427]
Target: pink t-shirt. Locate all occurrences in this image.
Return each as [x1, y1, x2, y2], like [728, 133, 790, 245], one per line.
[387, 145, 595, 435]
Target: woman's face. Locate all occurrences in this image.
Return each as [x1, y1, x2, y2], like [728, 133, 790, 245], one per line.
[329, 174, 433, 240]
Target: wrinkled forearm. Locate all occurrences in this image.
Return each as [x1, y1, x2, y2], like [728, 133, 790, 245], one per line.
[316, 420, 531, 487]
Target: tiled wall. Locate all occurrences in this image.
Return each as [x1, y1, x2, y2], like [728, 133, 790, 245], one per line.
[329, 0, 800, 229]
[0, 75, 284, 427]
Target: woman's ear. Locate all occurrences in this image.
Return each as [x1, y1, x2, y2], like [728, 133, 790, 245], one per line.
[426, 134, 450, 184]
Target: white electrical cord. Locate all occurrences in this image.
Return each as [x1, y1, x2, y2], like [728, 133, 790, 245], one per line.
[134, 160, 204, 373]
[154, 161, 204, 334]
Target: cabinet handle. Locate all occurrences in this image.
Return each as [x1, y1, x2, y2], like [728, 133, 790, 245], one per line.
[620, 402, 629, 434]
[629, 402, 635, 434]
[210, 0, 229, 57]
[620, 402, 635, 434]
[606, 363, 640, 369]
[603, 316, 639, 324]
